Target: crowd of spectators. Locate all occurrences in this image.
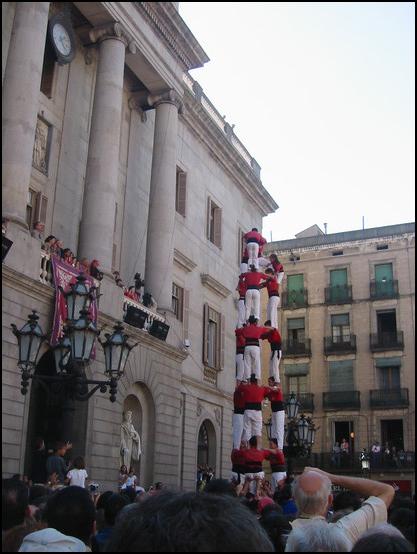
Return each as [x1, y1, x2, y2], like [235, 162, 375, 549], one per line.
[2, 464, 415, 552]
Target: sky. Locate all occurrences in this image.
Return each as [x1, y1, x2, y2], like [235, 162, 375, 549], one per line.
[179, 2, 415, 241]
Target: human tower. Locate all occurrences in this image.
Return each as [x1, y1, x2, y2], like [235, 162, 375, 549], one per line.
[231, 228, 287, 492]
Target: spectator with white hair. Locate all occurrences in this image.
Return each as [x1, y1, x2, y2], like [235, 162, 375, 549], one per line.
[289, 466, 394, 550]
[285, 519, 351, 551]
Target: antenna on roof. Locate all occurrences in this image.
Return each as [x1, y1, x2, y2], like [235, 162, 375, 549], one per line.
[324, 223, 328, 235]
[362, 216, 365, 230]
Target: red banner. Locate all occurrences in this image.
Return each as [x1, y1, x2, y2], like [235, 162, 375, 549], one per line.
[51, 256, 98, 358]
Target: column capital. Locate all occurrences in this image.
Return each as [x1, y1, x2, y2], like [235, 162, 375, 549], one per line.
[89, 22, 136, 53]
[149, 89, 183, 114]
[128, 92, 149, 122]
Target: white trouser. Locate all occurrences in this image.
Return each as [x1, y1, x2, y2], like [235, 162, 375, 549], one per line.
[236, 352, 245, 381]
[246, 243, 259, 269]
[267, 295, 280, 329]
[243, 409, 263, 439]
[232, 412, 244, 449]
[269, 349, 282, 382]
[237, 298, 246, 328]
[271, 471, 287, 490]
[245, 289, 260, 321]
[231, 471, 244, 485]
[246, 471, 265, 494]
[244, 345, 261, 380]
[240, 262, 248, 274]
[258, 257, 270, 268]
[271, 410, 285, 450]
[277, 271, 285, 284]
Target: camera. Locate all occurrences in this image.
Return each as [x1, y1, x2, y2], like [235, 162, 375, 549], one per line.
[89, 483, 99, 492]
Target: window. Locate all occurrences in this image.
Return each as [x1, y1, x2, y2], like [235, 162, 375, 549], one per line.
[329, 360, 354, 391]
[286, 274, 305, 306]
[172, 283, 184, 321]
[287, 318, 305, 344]
[376, 244, 388, 250]
[374, 263, 394, 297]
[26, 189, 37, 229]
[203, 304, 224, 371]
[40, 37, 56, 98]
[332, 250, 343, 256]
[330, 268, 348, 288]
[175, 168, 186, 217]
[286, 374, 307, 395]
[331, 314, 350, 343]
[378, 366, 400, 389]
[207, 198, 222, 248]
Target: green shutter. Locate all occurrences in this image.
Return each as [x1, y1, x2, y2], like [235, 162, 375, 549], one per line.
[375, 357, 401, 368]
[287, 274, 304, 292]
[330, 269, 347, 287]
[329, 360, 354, 392]
[331, 314, 349, 326]
[284, 363, 309, 376]
[287, 318, 305, 330]
[375, 263, 393, 283]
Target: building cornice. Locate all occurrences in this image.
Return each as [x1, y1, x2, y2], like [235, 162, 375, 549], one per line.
[174, 248, 197, 273]
[134, 2, 209, 70]
[200, 274, 232, 298]
[181, 88, 278, 216]
[182, 375, 233, 402]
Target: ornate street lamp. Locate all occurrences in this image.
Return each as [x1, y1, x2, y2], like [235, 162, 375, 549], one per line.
[11, 311, 47, 394]
[50, 330, 71, 373]
[286, 392, 300, 420]
[66, 309, 100, 363]
[297, 414, 309, 444]
[306, 416, 317, 447]
[62, 273, 97, 322]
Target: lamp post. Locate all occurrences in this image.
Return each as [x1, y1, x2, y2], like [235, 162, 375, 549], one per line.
[11, 303, 137, 402]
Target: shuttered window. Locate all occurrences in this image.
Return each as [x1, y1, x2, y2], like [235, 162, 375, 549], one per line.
[374, 263, 394, 297]
[287, 375, 308, 395]
[26, 189, 37, 229]
[207, 198, 222, 248]
[331, 313, 350, 342]
[203, 303, 224, 371]
[176, 168, 187, 217]
[172, 283, 184, 321]
[329, 360, 354, 392]
[378, 366, 400, 389]
[34, 192, 48, 225]
[330, 268, 348, 287]
[183, 289, 190, 341]
[287, 317, 305, 343]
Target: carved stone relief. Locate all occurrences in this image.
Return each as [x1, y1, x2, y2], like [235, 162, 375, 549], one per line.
[32, 117, 50, 175]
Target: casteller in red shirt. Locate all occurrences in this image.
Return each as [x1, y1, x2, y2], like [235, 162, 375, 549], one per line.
[244, 229, 267, 246]
[243, 446, 267, 473]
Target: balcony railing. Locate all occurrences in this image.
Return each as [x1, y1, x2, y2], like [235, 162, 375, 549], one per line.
[370, 388, 409, 409]
[312, 452, 415, 473]
[324, 284, 352, 304]
[370, 331, 404, 351]
[324, 334, 357, 355]
[282, 339, 311, 357]
[370, 279, 399, 300]
[284, 393, 314, 412]
[323, 390, 361, 410]
[281, 289, 308, 309]
[122, 297, 165, 329]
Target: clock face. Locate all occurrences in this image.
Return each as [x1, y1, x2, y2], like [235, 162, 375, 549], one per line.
[52, 23, 72, 56]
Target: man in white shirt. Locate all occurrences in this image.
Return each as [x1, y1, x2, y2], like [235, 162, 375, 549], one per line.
[287, 466, 394, 551]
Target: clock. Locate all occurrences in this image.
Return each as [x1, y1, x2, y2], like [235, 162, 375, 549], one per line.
[48, 12, 76, 65]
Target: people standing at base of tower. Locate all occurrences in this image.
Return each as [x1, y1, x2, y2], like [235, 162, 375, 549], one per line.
[242, 266, 270, 322]
[243, 228, 267, 270]
[264, 438, 286, 491]
[263, 322, 282, 383]
[242, 316, 272, 380]
[266, 377, 285, 449]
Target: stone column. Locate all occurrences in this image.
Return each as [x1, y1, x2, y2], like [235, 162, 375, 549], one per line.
[78, 23, 135, 273]
[2, 2, 50, 229]
[145, 90, 183, 311]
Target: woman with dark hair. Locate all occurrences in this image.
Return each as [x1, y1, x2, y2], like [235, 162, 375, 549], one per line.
[118, 465, 128, 491]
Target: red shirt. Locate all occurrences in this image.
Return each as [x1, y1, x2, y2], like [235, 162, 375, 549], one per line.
[233, 385, 246, 412]
[242, 324, 271, 345]
[263, 448, 286, 472]
[271, 260, 284, 274]
[244, 230, 267, 245]
[242, 384, 271, 405]
[235, 327, 246, 348]
[243, 447, 267, 472]
[242, 271, 270, 288]
[261, 328, 281, 346]
[231, 448, 247, 467]
[266, 276, 279, 296]
[266, 387, 283, 403]
[237, 276, 247, 297]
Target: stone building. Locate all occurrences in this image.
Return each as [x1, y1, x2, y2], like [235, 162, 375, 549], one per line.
[2, 2, 278, 490]
[261, 222, 415, 493]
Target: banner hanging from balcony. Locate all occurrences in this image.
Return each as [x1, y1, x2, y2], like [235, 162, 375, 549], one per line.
[50, 256, 98, 357]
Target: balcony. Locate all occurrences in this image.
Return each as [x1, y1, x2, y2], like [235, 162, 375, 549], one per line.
[282, 339, 311, 357]
[324, 285, 352, 305]
[370, 388, 409, 409]
[323, 390, 361, 410]
[281, 289, 308, 309]
[370, 279, 399, 300]
[284, 393, 314, 412]
[370, 331, 404, 352]
[324, 334, 357, 355]
[311, 452, 415, 473]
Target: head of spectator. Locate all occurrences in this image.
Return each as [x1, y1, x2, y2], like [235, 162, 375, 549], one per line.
[31, 221, 45, 239]
[42, 486, 96, 547]
[293, 470, 332, 518]
[105, 491, 274, 552]
[204, 478, 237, 497]
[44, 235, 56, 250]
[53, 441, 67, 458]
[285, 519, 351, 552]
[259, 510, 291, 552]
[90, 260, 103, 281]
[389, 495, 415, 517]
[18, 528, 88, 552]
[95, 491, 115, 533]
[351, 523, 414, 552]
[104, 494, 129, 527]
[2, 520, 46, 553]
[258, 497, 275, 514]
[72, 456, 85, 471]
[119, 465, 128, 475]
[2, 478, 30, 531]
[79, 258, 90, 273]
[389, 508, 415, 537]
[62, 248, 72, 262]
[332, 490, 362, 513]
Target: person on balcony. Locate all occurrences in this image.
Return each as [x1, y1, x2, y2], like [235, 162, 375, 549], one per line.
[243, 228, 267, 270]
[331, 442, 341, 467]
[90, 259, 103, 281]
[371, 441, 381, 468]
[79, 257, 90, 275]
[241, 266, 270, 323]
[31, 221, 45, 242]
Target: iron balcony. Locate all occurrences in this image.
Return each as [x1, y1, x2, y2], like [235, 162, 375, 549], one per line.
[324, 284, 353, 305]
[370, 331, 404, 352]
[369, 388, 409, 409]
[324, 334, 357, 355]
[323, 390, 361, 410]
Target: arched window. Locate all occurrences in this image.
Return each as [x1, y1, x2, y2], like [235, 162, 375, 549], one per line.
[198, 422, 209, 466]
[197, 419, 216, 472]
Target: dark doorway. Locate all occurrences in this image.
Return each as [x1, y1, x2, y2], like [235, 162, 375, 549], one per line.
[377, 310, 397, 340]
[24, 350, 88, 478]
[381, 419, 404, 451]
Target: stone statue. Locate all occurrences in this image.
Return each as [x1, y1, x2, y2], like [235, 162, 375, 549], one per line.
[120, 410, 141, 469]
